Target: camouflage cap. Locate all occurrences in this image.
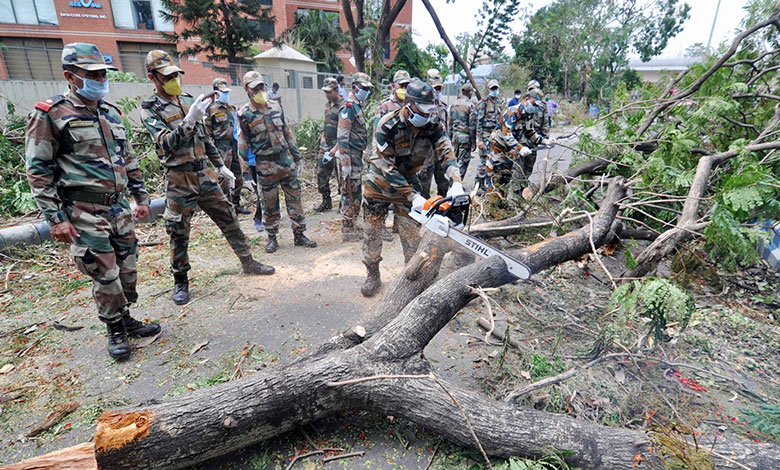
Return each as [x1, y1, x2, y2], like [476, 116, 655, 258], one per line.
[61, 43, 117, 71]
[486, 79, 499, 90]
[242, 71, 265, 88]
[393, 69, 411, 84]
[351, 72, 373, 88]
[461, 82, 473, 92]
[145, 50, 183, 75]
[528, 88, 544, 101]
[405, 78, 436, 113]
[528, 79, 541, 90]
[321, 77, 338, 92]
[212, 78, 230, 91]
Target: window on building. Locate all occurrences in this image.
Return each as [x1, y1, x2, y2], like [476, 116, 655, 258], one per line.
[112, 0, 172, 31]
[302, 76, 314, 89]
[295, 8, 339, 26]
[0, 0, 58, 26]
[249, 19, 275, 38]
[118, 41, 175, 78]
[260, 0, 272, 6]
[0, 37, 63, 80]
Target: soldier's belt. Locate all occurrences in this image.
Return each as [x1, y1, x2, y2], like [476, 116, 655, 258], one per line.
[215, 138, 236, 144]
[63, 189, 125, 205]
[167, 160, 207, 172]
[253, 150, 287, 162]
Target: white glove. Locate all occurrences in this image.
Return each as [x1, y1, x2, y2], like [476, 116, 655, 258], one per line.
[520, 146, 532, 157]
[447, 181, 465, 197]
[322, 151, 333, 164]
[541, 138, 554, 146]
[184, 94, 210, 126]
[243, 172, 256, 191]
[218, 165, 236, 189]
[296, 160, 304, 175]
[412, 194, 427, 212]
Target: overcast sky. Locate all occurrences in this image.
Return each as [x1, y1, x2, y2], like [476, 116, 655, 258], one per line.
[411, 0, 749, 59]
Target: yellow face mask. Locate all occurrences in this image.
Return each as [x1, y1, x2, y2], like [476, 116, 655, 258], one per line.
[395, 88, 406, 101]
[252, 91, 267, 105]
[162, 76, 182, 96]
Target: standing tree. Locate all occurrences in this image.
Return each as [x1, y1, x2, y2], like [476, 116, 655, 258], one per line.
[159, 0, 275, 84]
[467, 0, 522, 69]
[283, 9, 348, 73]
[340, 0, 409, 80]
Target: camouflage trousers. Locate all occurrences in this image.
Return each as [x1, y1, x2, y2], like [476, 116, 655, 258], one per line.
[256, 151, 306, 234]
[163, 166, 252, 275]
[67, 198, 138, 323]
[477, 132, 491, 181]
[339, 150, 363, 222]
[316, 151, 338, 197]
[215, 140, 244, 204]
[454, 140, 473, 179]
[418, 156, 449, 199]
[362, 198, 421, 266]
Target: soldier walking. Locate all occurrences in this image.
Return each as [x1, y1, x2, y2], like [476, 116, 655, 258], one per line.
[313, 78, 343, 213]
[448, 83, 477, 179]
[25, 43, 160, 360]
[332, 72, 373, 242]
[141, 51, 275, 306]
[361, 79, 465, 297]
[236, 71, 317, 253]
[476, 79, 504, 193]
[205, 78, 251, 215]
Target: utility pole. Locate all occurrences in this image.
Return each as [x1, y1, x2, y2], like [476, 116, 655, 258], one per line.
[707, 0, 722, 50]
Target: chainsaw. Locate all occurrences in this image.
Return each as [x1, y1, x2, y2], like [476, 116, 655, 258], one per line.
[409, 194, 532, 280]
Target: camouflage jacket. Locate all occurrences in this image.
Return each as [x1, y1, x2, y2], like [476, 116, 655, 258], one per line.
[320, 96, 343, 154]
[530, 103, 550, 138]
[25, 91, 150, 226]
[205, 101, 236, 143]
[495, 105, 542, 151]
[374, 95, 403, 128]
[236, 100, 300, 163]
[434, 99, 448, 133]
[140, 91, 223, 169]
[476, 96, 504, 140]
[369, 109, 461, 202]
[448, 96, 477, 145]
[337, 95, 368, 157]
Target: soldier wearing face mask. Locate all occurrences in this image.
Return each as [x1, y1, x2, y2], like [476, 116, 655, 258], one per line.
[476, 79, 504, 194]
[205, 78, 250, 215]
[418, 70, 450, 197]
[360, 79, 464, 297]
[510, 92, 553, 187]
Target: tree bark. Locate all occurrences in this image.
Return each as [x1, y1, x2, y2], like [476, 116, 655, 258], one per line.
[340, 0, 365, 72]
[8, 178, 780, 470]
[420, 0, 482, 99]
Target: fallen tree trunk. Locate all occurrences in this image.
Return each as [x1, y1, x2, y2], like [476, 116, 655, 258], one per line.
[8, 178, 780, 470]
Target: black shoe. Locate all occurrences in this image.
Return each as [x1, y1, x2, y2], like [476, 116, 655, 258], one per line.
[361, 262, 382, 298]
[314, 195, 333, 212]
[106, 321, 131, 360]
[122, 314, 161, 338]
[294, 231, 318, 248]
[235, 205, 252, 215]
[172, 274, 189, 305]
[240, 255, 276, 275]
[266, 234, 278, 253]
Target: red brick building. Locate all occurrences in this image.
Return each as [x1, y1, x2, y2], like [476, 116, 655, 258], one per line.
[0, 0, 412, 83]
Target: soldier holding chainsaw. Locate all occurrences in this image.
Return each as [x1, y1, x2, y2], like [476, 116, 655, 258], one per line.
[361, 78, 464, 297]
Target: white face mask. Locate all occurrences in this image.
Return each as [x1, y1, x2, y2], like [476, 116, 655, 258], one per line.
[355, 87, 370, 102]
[515, 94, 522, 100]
[217, 90, 230, 103]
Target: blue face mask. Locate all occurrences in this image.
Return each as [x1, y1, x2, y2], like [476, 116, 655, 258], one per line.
[524, 103, 538, 114]
[75, 74, 109, 101]
[408, 109, 430, 127]
[434, 91, 442, 101]
[355, 87, 370, 102]
[489, 89, 499, 98]
[217, 90, 230, 103]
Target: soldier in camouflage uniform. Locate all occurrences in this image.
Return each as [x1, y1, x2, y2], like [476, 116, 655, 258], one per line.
[330, 72, 373, 242]
[476, 79, 504, 193]
[418, 71, 450, 198]
[360, 79, 465, 297]
[236, 71, 317, 254]
[205, 78, 250, 215]
[25, 43, 160, 360]
[487, 103, 543, 195]
[313, 77, 342, 213]
[511, 90, 552, 187]
[141, 51, 275, 306]
[448, 82, 477, 179]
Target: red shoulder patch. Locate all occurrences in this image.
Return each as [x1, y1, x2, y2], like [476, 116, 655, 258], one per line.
[345, 102, 353, 107]
[35, 99, 55, 112]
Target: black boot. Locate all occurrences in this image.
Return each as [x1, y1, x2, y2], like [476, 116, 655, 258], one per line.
[233, 194, 252, 215]
[240, 255, 275, 275]
[172, 274, 189, 305]
[294, 231, 318, 248]
[106, 320, 131, 360]
[265, 234, 278, 253]
[123, 313, 161, 338]
[360, 262, 382, 298]
[314, 194, 332, 212]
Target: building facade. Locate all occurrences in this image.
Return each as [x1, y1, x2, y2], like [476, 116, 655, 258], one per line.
[0, 0, 412, 83]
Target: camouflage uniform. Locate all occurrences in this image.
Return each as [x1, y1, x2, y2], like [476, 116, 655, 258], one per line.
[204, 78, 245, 209]
[489, 105, 542, 193]
[336, 72, 373, 233]
[25, 45, 150, 325]
[236, 77, 306, 237]
[514, 88, 549, 184]
[141, 53, 254, 276]
[418, 96, 449, 197]
[315, 78, 343, 204]
[364, 108, 461, 265]
[527, 87, 550, 139]
[448, 86, 477, 179]
[476, 80, 504, 186]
